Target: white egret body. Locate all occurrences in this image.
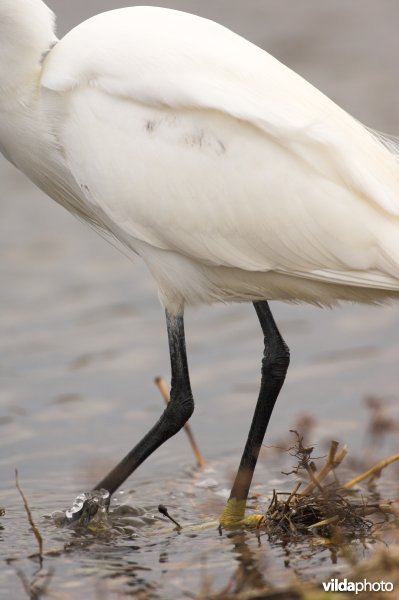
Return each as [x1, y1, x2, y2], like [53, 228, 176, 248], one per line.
[1, 0, 399, 525]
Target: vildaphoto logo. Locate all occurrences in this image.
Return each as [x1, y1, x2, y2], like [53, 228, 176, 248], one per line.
[322, 579, 394, 594]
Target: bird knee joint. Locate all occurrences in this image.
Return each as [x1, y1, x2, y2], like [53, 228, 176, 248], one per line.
[262, 345, 290, 379]
[164, 393, 194, 432]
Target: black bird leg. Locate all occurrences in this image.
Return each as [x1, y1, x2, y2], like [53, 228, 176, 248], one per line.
[64, 310, 194, 525]
[95, 310, 194, 494]
[220, 300, 290, 526]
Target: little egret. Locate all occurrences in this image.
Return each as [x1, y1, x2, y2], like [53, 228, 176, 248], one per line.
[1, 0, 399, 526]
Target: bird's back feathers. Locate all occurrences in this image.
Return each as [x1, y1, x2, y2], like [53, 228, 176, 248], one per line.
[7, 6, 399, 307]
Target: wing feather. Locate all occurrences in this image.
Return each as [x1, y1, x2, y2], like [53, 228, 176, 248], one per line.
[40, 7, 399, 287]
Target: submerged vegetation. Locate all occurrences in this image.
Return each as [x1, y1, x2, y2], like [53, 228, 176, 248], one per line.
[261, 432, 398, 541]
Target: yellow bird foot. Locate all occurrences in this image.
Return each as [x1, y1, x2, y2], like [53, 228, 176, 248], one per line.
[239, 514, 266, 528]
[219, 498, 266, 529]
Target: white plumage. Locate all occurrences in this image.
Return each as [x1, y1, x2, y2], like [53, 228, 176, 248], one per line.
[2, 2, 399, 314]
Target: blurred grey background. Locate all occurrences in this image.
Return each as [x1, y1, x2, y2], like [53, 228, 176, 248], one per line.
[1, 0, 399, 495]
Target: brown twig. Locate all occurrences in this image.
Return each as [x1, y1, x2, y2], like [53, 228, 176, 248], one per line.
[342, 453, 399, 490]
[305, 465, 325, 494]
[285, 482, 302, 506]
[301, 441, 348, 496]
[353, 502, 399, 517]
[15, 469, 43, 566]
[154, 376, 205, 468]
[308, 515, 340, 530]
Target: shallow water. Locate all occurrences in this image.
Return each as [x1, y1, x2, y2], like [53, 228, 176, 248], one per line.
[1, 1, 399, 598]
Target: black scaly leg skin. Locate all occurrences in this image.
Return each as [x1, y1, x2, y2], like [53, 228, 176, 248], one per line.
[95, 310, 194, 495]
[64, 310, 193, 525]
[221, 301, 290, 526]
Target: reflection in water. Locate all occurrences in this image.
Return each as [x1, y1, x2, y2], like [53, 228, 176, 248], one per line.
[224, 532, 270, 596]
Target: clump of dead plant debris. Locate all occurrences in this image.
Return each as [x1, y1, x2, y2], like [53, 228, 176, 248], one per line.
[261, 431, 399, 542]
